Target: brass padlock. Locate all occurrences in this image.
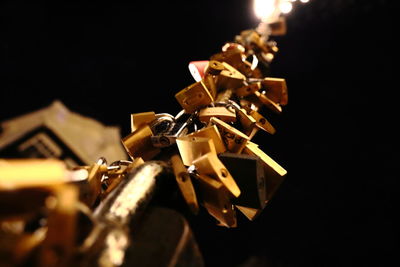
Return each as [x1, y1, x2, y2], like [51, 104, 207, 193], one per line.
[235, 82, 261, 97]
[192, 152, 240, 198]
[254, 90, 283, 114]
[175, 80, 214, 113]
[186, 125, 226, 154]
[234, 107, 258, 137]
[247, 109, 276, 135]
[170, 154, 199, 214]
[209, 117, 249, 153]
[211, 49, 253, 78]
[76, 158, 107, 207]
[205, 60, 225, 76]
[202, 60, 225, 98]
[130, 112, 156, 132]
[243, 142, 287, 201]
[198, 106, 236, 123]
[176, 136, 216, 166]
[121, 125, 161, 161]
[195, 173, 237, 228]
[261, 77, 288, 106]
[215, 62, 246, 91]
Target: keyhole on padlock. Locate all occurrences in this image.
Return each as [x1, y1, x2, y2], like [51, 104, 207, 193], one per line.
[179, 173, 188, 182]
[220, 168, 228, 178]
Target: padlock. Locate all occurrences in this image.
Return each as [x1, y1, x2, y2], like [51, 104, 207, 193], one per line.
[130, 112, 156, 132]
[261, 77, 288, 106]
[218, 152, 266, 209]
[254, 90, 283, 114]
[209, 117, 249, 153]
[186, 125, 226, 154]
[76, 157, 108, 207]
[202, 74, 218, 99]
[198, 106, 236, 124]
[203, 60, 225, 98]
[233, 106, 258, 137]
[231, 101, 276, 136]
[192, 152, 240, 198]
[243, 141, 287, 201]
[121, 125, 161, 161]
[235, 82, 261, 97]
[211, 49, 253, 78]
[205, 60, 225, 76]
[175, 80, 214, 113]
[195, 173, 237, 228]
[215, 62, 246, 91]
[170, 154, 199, 214]
[150, 113, 195, 148]
[176, 136, 217, 166]
[246, 109, 276, 135]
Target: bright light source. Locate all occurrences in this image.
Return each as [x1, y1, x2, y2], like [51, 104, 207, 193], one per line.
[280, 1, 293, 14]
[300, 0, 310, 3]
[253, 0, 280, 22]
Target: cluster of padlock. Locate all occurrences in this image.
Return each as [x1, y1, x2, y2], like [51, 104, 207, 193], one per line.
[121, 27, 288, 228]
[0, 18, 290, 266]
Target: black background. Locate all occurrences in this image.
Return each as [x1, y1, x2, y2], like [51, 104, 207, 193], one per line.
[1, 1, 398, 266]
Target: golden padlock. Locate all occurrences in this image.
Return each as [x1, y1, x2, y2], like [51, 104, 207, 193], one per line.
[235, 82, 261, 97]
[254, 91, 283, 114]
[121, 125, 161, 161]
[202, 60, 225, 98]
[176, 136, 216, 166]
[79, 159, 107, 207]
[198, 106, 236, 123]
[195, 173, 237, 228]
[175, 80, 214, 113]
[192, 152, 240, 198]
[202, 75, 218, 99]
[261, 77, 288, 106]
[235, 108, 257, 137]
[211, 49, 254, 78]
[209, 117, 249, 153]
[186, 125, 226, 154]
[130, 112, 156, 132]
[247, 109, 276, 135]
[215, 62, 246, 90]
[204, 60, 225, 76]
[170, 154, 199, 214]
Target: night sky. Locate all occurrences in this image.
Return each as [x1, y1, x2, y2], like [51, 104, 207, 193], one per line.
[1, 1, 398, 266]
